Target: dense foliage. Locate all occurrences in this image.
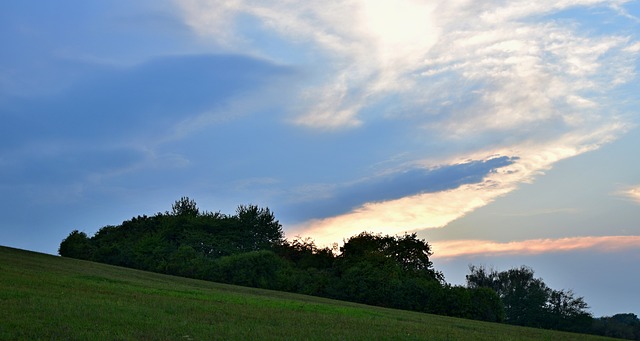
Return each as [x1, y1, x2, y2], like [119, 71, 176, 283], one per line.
[591, 314, 640, 340]
[60, 197, 503, 322]
[60, 198, 637, 337]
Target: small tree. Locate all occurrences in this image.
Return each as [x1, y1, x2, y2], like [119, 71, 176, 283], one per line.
[59, 230, 94, 260]
[171, 196, 199, 216]
[234, 204, 285, 251]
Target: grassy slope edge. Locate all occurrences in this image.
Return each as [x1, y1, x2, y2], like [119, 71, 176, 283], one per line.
[0, 245, 617, 340]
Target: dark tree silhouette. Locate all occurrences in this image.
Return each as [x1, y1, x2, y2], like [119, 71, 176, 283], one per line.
[58, 230, 94, 260]
[171, 196, 199, 216]
[467, 265, 592, 331]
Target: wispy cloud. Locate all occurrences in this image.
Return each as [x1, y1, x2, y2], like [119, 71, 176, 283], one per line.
[431, 235, 640, 259]
[177, 0, 637, 131]
[176, 0, 639, 243]
[177, 0, 441, 129]
[616, 185, 640, 204]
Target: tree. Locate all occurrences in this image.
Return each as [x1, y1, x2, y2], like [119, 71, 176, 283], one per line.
[234, 204, 285, 251]
[545, 289, 592, 332]
[59, 230, 94, 260]
[468, 266, 547, 325]
[171, 196, 199, 216]
[466, 265, 501, 291]
[390, 233, 443, 281]
[467, 265, 592, 331]
[339, 232, 443, 282]
[497, 266, 549, 327]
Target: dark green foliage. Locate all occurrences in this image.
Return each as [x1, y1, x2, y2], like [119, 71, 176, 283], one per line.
[499, 266, 549, 327]
[58, 230, 94, 260]
[328, 257, 403, 306]
[213, 250, 289, 290]
[171, 196, 199, 216]
[338, 232, 444, 282]
[592, 313, 640, 340]
[276, 236, 335, 270]
[319, 232, 502, 321]
[545, 289, 593, 332]
[234, 205, 285, 252]
[470, 287, 506, 323]
[59, 198, 285, 279]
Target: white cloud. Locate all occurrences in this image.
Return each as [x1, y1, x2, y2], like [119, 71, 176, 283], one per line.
[176, 0, 441, 129]
[616, 185, 640, 204]
[176, 0, 636, 132]
[176, 0, 639, 244]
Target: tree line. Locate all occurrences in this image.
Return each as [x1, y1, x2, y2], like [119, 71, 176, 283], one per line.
[59, 197, 639, 339]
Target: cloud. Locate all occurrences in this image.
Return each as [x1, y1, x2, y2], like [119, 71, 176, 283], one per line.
[283, 156, 516, 222]
[177, 0, 441, 129]
[430, 235, 640, 259]
[176, 1, 638, 244]
[288, 124, 625, 246]
[616, 185, 640, 204]
[177, 0, 638, 131]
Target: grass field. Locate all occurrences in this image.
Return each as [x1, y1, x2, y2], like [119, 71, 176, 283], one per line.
[0, 245, 618, 340]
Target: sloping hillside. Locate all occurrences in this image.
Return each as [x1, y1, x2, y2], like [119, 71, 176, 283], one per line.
[0, 246, 617, 340]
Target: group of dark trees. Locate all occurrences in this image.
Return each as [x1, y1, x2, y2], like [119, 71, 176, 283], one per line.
[592, 313, 640, 340]
[466, 265, 592, 331]
[464, 265, 640, 339]
[60, 198, 638, 339]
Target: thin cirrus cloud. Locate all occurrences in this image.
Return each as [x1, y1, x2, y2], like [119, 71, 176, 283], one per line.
[176, 0, 639, 244]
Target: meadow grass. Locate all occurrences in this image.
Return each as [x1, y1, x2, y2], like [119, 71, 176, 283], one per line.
[0, 245, 618, 340]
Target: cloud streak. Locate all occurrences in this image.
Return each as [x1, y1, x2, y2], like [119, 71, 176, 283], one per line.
[283, 156, 516, 222]
[431, 235, 640, 259]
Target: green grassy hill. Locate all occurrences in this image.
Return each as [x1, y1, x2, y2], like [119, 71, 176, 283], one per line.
[0, 245, 618, 340]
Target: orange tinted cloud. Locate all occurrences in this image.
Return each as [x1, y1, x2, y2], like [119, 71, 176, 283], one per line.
[287, 134, 620, 247]
[431, 235, 640, 259]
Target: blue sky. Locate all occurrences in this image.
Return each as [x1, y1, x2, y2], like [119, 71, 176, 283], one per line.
[1, 0, 639, 316]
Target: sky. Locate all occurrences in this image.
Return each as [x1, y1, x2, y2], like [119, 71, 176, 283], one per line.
[1, 0, 639, 317]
